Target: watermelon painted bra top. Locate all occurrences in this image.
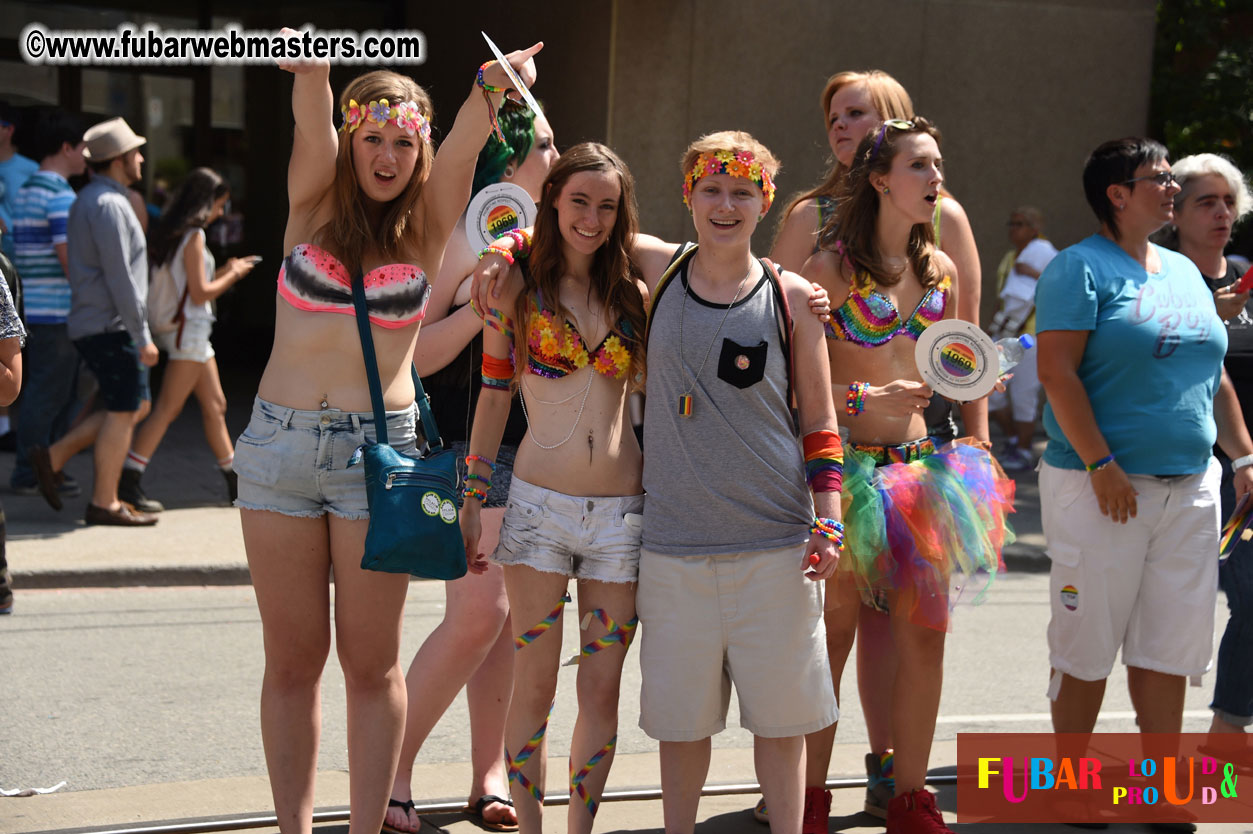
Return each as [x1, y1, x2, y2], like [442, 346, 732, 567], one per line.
[277, 243, 430, 329]
[825, 273, 951, 347]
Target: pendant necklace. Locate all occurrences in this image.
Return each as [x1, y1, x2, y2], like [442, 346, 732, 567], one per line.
[677, 260, 752, 418]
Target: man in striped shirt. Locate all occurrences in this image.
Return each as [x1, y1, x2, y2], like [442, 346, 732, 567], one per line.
[10, 108, 99, 498]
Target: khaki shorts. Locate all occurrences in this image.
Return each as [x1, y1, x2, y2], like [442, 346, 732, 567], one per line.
[1041, 459, 1220, 682]
[636, 544, 838, 741]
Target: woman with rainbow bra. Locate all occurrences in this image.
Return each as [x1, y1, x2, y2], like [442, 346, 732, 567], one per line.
[232, 34, 541, 834]
[802, 118, 1013, 834]
[765, 70, 988, 831]
[461, 142, 649, 834]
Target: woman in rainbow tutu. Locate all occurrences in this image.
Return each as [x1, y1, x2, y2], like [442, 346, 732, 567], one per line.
[802, 117, 1013, 834]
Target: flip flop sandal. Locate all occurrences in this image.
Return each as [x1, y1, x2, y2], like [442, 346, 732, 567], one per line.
[381, 798, 421, 834]
[462, 794, 518, 832]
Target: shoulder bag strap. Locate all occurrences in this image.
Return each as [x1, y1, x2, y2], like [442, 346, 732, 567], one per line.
[761, 257, 797, 427]
[644, 242, 698, 346]
[351, 271, 445, 452]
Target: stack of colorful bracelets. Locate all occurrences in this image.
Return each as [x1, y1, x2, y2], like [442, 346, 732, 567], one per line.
[463, 454, 497, 503]
[846, 381, 869, 416]
[476, 60, 510, 143]
[478, 228, 533, 265]
[810, 517, 846, 550]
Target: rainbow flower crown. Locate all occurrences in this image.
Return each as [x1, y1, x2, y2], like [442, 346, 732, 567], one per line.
[682, 150, 777, 213]
[339, 98, 432, 143]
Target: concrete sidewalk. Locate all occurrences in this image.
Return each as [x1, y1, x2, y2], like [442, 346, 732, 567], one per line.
[2, 400, 1050, 591]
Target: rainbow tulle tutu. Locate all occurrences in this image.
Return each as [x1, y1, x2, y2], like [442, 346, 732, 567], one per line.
[838, 437, 1015, 631]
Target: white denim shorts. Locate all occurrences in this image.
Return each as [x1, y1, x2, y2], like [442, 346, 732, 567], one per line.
[155, 318, 215, 363]
[1040, 458, 1220, 682]
[491, 476, 644, 583]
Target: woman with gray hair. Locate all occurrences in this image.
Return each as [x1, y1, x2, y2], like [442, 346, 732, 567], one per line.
[1167, 152, 1253, 740]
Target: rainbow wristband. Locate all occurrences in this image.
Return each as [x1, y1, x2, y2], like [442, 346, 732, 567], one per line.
[465, 454, 497, 471]
[463, 486, 488, 503]
[463, 472, 493, 490]
[476, 61, 508, 143]
[499, 228, 532, 259]
[479, 245, 516, 265]
[846, 381, 869, 416]
[803, 430, 845, 493]
[1085, 454, 1116, 472]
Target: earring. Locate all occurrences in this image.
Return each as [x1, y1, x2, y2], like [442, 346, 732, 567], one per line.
[1118, 203, 1126, 210]
[883, 187, 891, 194]
[503, 166, 515, 178]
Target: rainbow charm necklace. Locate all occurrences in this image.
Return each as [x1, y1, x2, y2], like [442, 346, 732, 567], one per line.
[676, 260, 752, 417]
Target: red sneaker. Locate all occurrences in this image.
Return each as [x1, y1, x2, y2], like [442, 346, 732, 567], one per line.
[886, 789, 954, 834]
[802, 786, 831, 834]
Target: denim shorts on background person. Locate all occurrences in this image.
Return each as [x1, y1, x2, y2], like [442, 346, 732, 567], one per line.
[73, 330, 150, 411]
[491, 476, 644, 582]
[233, 396, 417, 520]
[154, 318, 215, 363]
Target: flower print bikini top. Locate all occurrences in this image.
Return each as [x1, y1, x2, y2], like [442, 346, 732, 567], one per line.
[526, 290, 636, 380]
[825, 273, 951, 347]
[277, 243, 430, 329]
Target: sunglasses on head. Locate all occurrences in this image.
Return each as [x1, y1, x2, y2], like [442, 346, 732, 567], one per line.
[1122, 170, 1176, 188]
[869, 119, 916, 162]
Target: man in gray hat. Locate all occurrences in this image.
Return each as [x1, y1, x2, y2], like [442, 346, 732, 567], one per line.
[43, 117, 159, 525]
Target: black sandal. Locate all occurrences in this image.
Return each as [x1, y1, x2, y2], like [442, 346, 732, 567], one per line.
[462, 794, 518, 832]
[381, 797, 420, 834]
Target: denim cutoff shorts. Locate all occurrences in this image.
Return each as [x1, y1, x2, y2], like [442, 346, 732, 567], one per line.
[492, 476, 644, 583]
[233, 396, 417, 520]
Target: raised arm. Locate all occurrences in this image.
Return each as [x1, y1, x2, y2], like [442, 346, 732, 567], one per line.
[280, 29, 337, 231]
[417, 44, 543, 264]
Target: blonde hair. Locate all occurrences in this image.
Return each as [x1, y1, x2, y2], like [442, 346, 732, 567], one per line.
[680, 130, 781, 183]
[780, 70, 914, 223]
[314, 70, 435, 273]
[1011, 206, 1045, 233]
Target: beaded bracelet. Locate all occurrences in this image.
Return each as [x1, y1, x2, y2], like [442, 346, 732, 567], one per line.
[479, 244, 515, 265]
[463, 486, 488, 503]
[1085, 453, 1116, 472]
[465, 454, 497, 471]
[846, 381, 869, 417]
[464, 472, 493, 489]
[476, 61, 508, 143]
[498, 228, 533, 259]
[810, 517, 846, 549]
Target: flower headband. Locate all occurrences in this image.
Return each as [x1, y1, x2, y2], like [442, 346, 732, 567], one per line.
[339, 98, 432, 144]
[682, 150, 777, 214]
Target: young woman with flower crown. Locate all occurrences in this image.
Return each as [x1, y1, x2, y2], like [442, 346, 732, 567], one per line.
[473, 132, 838, 834]
[802, 118, 1012, 834]
[232, 35, 541, 834]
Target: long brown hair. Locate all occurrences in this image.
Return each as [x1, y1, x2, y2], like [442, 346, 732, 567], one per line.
[824, 117, 944, 290]
[778, 70, 914, 226]
[313, 70, 435, 273]
[512, 142, 646, 386]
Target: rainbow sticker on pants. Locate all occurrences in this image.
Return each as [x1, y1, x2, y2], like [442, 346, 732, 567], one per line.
[915, 319, 998, 400]
[1060, 584, 1078, 611]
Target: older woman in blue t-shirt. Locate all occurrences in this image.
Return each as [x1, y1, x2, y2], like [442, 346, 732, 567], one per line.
[1036, 137, 1253, 741]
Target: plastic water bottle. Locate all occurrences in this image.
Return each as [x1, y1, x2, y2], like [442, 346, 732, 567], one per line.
[995, 334, 1035, 377]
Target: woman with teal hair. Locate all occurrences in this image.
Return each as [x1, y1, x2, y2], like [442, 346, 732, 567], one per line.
[384, 100, 558, 834]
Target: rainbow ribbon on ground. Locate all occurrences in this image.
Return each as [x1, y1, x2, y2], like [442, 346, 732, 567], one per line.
[507, 703, 552, 803]
[1220, 494, 1253, 561]
[515, 592, 571, 649]
[570, 734, 617, 818]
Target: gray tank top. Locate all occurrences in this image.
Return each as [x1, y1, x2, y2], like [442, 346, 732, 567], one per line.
[642, 260, 812, 556]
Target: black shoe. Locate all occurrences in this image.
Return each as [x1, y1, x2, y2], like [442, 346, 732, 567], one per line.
[221, 468, 237, 503]
[85, 502, 158, 526]
[118, 468, 164, 513]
